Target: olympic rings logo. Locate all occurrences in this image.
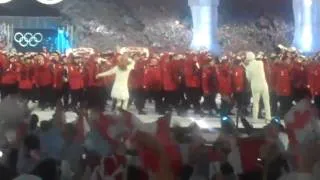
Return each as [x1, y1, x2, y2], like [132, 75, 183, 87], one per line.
[14, 32, 43, 47]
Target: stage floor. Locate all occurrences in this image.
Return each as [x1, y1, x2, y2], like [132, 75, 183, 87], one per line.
[32, 102, 268, 130]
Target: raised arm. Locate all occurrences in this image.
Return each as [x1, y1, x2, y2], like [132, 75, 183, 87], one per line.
[128, 58, 135, 70]
[96, 66, 117, 79]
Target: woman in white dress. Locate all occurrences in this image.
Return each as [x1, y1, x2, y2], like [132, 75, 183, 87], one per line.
[96, 54, 135, 110]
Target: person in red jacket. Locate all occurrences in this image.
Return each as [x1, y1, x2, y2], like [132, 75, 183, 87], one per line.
[275, 56, 292, 118]
[51, 54, 65, 106]
[183, 54, 202, 114]
[161, 54, 183, 113]
[68, 57, 84, 109]
[17, 57, 35, 101]
[34, 54, 53, 109]
[217, 57, 233, 116]
[308, 58, 320, 110]
[232, 57, 247, 116]
[129, 54, 147, 114]
[1, 56, 18, 99]
[85, 55, 106, 110]
[291, 59, 307, 102]
[144, 57, 163, 114]
[201, 58, 218, 115]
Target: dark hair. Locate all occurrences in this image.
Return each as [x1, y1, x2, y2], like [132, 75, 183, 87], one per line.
[30, 114, 39, 130]
[24, 134, 40, 152]
[31, 158, 58, 180]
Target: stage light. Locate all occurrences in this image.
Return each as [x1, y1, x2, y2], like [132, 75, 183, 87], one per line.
[36, 0, 63, 5]
[190, 117, 210, 129]
[175, 20, 180, 25]
[0, 0, 12, 4]
[292, 0, 314, 52]
[55, 28, 71, 53]
[188, 0, 220, 54]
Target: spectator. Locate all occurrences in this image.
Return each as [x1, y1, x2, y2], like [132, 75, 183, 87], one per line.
[16, 134, 43, 174]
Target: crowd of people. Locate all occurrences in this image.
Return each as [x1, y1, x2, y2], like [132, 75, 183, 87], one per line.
[0, 46, 319, 180]
[0, 46, 319, 120]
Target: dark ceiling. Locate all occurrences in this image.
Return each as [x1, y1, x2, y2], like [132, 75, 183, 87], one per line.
[0, 0, 60, 16]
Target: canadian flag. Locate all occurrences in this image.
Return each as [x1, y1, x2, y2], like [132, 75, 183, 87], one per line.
[120, 110, 182, 177]
[90, 154, 126, 180]
[206, 136, 265, 176]
[284, 98, 320, 161]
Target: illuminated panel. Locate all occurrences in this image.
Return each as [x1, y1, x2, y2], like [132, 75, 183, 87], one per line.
[188, 0, 220, 53]
[36, 0, 63, 5]
[293, 0, 314, 52]
[0, 0, 12, 4]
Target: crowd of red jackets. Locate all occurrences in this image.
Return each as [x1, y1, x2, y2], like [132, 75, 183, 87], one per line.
[0, 51, 319, 103]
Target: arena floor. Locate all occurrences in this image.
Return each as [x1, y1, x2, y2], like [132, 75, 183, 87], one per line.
[32, 101, 268, 129]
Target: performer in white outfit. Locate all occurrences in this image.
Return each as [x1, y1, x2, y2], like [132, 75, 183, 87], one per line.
[244, 51, 271, 122]
[96, 54, 135, 110]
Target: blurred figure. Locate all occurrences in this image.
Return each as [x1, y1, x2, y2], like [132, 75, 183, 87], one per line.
[244, 52, 271, 122]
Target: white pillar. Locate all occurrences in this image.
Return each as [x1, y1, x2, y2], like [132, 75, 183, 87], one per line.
[292, 0, 320, 53]
[188, 0, 220, 54]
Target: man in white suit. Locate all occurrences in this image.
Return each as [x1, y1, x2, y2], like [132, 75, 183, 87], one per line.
[244, 52, 271, 122]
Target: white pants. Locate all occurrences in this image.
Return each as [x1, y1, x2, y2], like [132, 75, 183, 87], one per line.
[252, 88, 271, 121]
[116, 99, 128, 110]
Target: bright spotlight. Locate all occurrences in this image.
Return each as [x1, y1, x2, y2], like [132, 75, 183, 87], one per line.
[0, 0, 12, 4]
[293, 0, 314, 52]
[175, 20, 180, 25]
[36, 0, 63, 5]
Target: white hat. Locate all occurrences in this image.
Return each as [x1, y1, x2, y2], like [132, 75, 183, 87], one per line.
[246, 51, 255, 61]
[277, 44, 288, 50]
[288, 47, 297, 52]
[13, 175, 42, 180]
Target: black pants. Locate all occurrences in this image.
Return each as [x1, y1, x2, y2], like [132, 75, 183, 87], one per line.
[1, 84, 17, 99]
[234, 91, 246, 115]
[149, 91, 163, 113]
[185, 87, 202, 113]
[269, 91, 278, 117]
[39, 85, 53, 109]
[164, 90, 180, 111]
[53, 88, 63, 105]
[70, 89, 83, 108]
[202, 93, 218, 111]
[87, 87, 106, 110]
[62, 83, 69, 107]
[278, 96, 292, 117]
[131, 89, 146, 111]
[20, 89, 33, 101]
[314, 95, 320, 111]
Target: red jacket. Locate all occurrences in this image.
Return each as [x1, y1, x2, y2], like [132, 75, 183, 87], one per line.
[232, 65, 246, 93]
[68, 64, 84, 90]
[52, 63, 65, 89]
[102, 61, 115, 87]
[217, 63, 233, 96]
[291, 62, 307, 89]
[129, 59, 146, 89]
[161, 58, 180, 91]
[201, 65, 217, 95]
[17, 64, 34, 89]
[2, 62, 18, 85]
[144, 65, 162, 92]
[275, 64, 292, 96]
[35, 62, 53, 87]
[183, 57, 201, 88]
[308, 63, 320, 96]
[85, 62, 104, 87]
[270, 63, 280, 91]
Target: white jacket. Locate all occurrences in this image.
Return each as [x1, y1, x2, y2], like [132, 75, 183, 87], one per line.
[98, 59, 135, 100]
[245, 59, 268, 92]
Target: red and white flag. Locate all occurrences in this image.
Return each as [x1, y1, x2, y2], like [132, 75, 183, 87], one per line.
[284, 99, 320, 154]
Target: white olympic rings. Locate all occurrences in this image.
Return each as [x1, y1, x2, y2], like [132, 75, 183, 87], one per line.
[14, 32, 43, 48]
